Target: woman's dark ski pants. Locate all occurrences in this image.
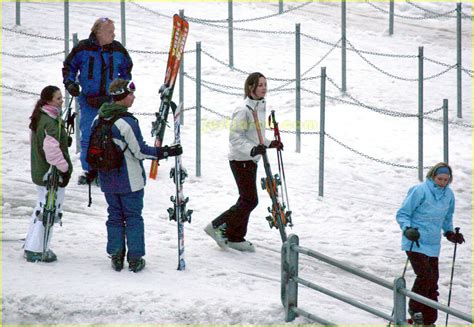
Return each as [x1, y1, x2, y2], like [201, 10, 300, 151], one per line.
[212, 160, 258, 242]
[407, 251, 439, 325]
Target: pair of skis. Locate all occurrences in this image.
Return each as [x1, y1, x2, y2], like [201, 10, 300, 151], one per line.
[40, 167, 60, 261]
[149, 14, 189, 180]
[40, 97, 75, 261]
[249, 105, 293, 243]
[150, 14, 191, 270]
[168, 103, 193, 271]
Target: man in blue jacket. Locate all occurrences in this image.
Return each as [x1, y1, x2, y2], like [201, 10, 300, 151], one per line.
[62, 17, 133, 184]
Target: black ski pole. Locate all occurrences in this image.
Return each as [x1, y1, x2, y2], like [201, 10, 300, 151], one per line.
[388, 240, 415, 327]
[87, 181, 92, 207]
[62, 97, 74, 125]
[445, 227, 460, 327]
[402, 240, 415, 277]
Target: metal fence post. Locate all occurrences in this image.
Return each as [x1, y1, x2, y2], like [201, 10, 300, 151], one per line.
[319, 67, 326, 197]
[418, 46, 424, 182]
[295, 23, 301, 153]
[16, 0, 21, 25]
[283, 234, 299, 322]
[64, 0, 70, 135]
[393, 277, 407, 325]
[281, 238, 288, 307]
[443, 99, 449, 164]
[64, 0, 69, 58]
[228, 0, 234, 69]
[196, 42, 202, 177]
[279, 0, 283, 14]
[341, 0, 347, 93]
[179, 9, 185, 125]
[73, 33, 81, 154]
[389, 0, 394, 35]
[121, 0, 126, 47]
[456, 2, 462, 118]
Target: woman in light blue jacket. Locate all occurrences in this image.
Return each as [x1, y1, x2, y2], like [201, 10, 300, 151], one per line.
[396, 162, 465, 325]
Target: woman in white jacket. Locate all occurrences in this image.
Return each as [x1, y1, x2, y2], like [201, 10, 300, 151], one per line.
[204, 72, 283, 252]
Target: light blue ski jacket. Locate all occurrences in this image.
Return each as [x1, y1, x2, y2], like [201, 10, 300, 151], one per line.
[396, 178, 454, 257]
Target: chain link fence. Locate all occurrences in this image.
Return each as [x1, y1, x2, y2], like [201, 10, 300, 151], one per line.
[346, 39, 458, 82]
[3, 1, 472, 173]
[366, 1, 458, 20]
[325, 132, 430, 169]
[2, 26, 64, 41]
[128, 0, 173, 19]
[406, 1, 473, 20]
[184, 2, 311, 24]
[1, 50, 65, 58]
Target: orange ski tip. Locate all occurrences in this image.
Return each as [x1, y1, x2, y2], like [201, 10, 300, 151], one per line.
[149, 160, 159, 179]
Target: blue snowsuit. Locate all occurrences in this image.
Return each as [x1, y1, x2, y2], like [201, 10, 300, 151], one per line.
[92, 103, 166, 261]
[62, 33, 133, 171]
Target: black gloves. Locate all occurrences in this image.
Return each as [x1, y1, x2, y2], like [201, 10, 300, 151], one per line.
[67, 136, 73, 147]
[445, 231, 465, 244]
[58, 171, 71, 188]
[250, 144, 266, 157]
[66, 82, 80, 97]
[404, 227, 420, 247]
[85, 170, 98, 184]
[86, 95, 111, 109]
[160, 144, 183, 159]
[269, 140, 284, 150]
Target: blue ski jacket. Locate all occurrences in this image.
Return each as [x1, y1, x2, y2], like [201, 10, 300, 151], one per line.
[396, 178, 454, 257]
[62, 33, 133, 98]
[93, 103, 165, 194]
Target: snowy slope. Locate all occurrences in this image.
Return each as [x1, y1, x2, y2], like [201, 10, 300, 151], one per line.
[1, 1, 472, 325]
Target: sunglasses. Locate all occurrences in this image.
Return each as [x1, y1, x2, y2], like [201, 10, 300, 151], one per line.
[110, 80, 136, 96]
[99, 17, 111, 22]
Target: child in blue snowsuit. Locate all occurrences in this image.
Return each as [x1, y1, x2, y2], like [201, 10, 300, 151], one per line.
[62, 17, 133, 183]
[93, 79, 182, 273]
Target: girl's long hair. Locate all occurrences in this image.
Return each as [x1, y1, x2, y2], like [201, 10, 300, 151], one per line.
[29, 85, 60, 132]
[244, 72, 266, 99]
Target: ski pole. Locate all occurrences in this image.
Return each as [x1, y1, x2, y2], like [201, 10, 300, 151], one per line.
[402, 240, 415, 277]
[445, 227, 460, 327]
[387, 240, 415, 327]
[62, 97, 75, 130]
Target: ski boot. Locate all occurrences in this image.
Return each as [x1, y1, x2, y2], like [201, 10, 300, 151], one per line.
[408, 309, 424, 326]
[128, 257, 146, 273]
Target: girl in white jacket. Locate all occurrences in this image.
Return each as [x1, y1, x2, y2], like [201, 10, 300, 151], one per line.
[204, 72, 282, 252]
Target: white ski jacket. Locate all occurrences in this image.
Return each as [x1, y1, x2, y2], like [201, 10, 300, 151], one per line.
[227, 97, 272, 162]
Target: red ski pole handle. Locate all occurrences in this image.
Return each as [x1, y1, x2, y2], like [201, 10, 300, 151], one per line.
[269, 110, 281, 142]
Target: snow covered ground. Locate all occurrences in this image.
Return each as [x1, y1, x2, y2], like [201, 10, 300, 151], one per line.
[1, 1, 472, 325]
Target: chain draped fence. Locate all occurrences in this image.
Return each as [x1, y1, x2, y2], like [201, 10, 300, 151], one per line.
[4, 1, 472, 187]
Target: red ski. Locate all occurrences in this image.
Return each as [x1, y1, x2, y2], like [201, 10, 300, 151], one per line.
[149, 14, 189, 179]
